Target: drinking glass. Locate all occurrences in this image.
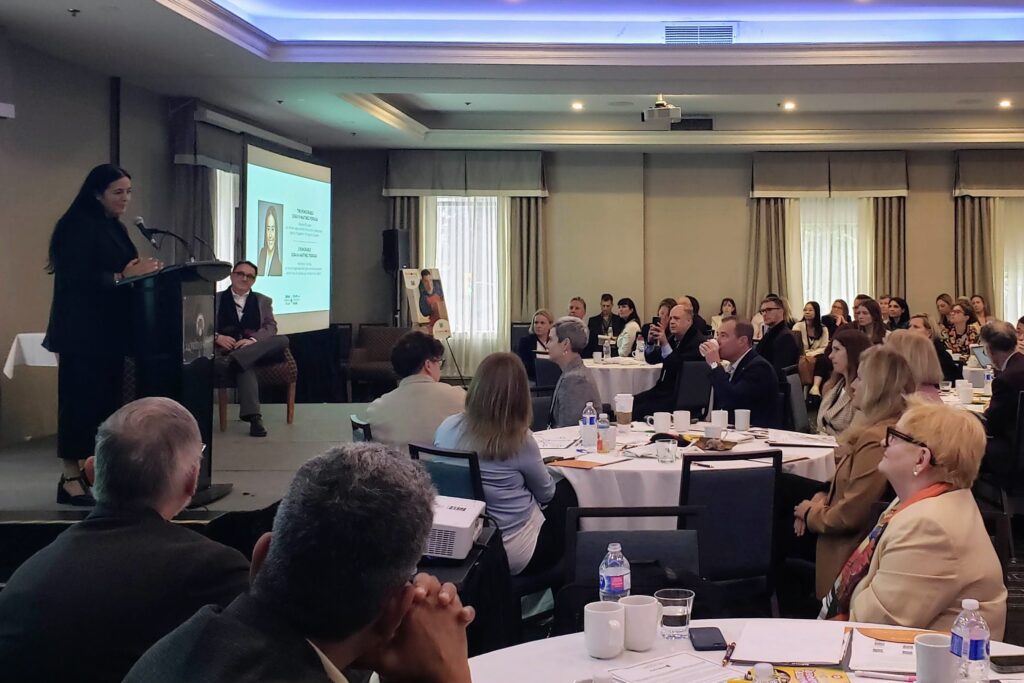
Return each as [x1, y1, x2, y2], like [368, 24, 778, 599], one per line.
[654, 588, 694, 639]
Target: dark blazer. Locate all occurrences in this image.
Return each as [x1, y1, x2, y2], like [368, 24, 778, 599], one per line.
[586, 314, 624, 356]
[516, 332, 547, 381]
[257, 246, 282, 276]
[44, 214, 139, 356]
[642, 325, 708, 399]
[985, 352, 1024, 445]
[757, 322, 801, 378]
[124, 593, 333, 683]
[0, 504, 250, 683]
[933, 337, 961, 383]
[710, 349, 781, 428]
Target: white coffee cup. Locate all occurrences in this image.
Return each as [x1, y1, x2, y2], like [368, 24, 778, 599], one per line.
[620, 595, 660, 652]
[958, 385, 974, 405]
[704, 425, 724, 439]
[955, 379, 970, 389]
[711, 410, 728, 428]
[915, 633, 957, 683]
[592, 352, 603, 362]
[645, 412, 672, 432]
[734, 409, 751, 432]
[673, 410, 691, 431]
[584, 601, 624, 659]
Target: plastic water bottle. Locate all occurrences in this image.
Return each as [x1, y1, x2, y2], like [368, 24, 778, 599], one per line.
[602, 335, 612, 362]
[634, 338, 646, 360]
[598, 542, 631, 602]
[596, 413, 611, 453]
[951, 598, 990, 682]
[580, 402, 598, 451]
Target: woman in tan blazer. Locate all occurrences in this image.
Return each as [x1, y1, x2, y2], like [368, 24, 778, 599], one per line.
[847, 401, 1006, 638]
[795, 346, 917, 599]
[815, 329, 872, 437]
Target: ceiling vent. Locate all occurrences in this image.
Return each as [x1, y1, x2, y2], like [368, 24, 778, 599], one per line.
[663, 23, 736, 45]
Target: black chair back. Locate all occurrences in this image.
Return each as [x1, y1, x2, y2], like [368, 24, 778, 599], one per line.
[675, 361, 713, 420]
[350, 414, 372, 442]
[678, 450, 782, 584]
[333, 323, 353, 365]
[1013, 391, 1024, 480]
[531, 395, 552, 432]
[408, 442, 486, 502]
[785, 368, 810, 433]
[535, 357, 562, 391]
[511, 322, 532, 353]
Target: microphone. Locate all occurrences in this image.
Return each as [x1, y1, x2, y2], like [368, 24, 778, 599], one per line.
[133, 216, 159, 248]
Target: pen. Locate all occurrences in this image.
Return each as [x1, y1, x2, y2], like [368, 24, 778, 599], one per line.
[851, 673, 915, 682]
[721, 642, 736, 667]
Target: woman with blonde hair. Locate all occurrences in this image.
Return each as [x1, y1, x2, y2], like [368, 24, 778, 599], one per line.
[908, 313, 960, 383]
[886, 329, 943, 402]
[516, 308, 554, 381]
[434, 353, 560, 575]
[793, 346, 917, 599]
[822, 402, 1006, 637]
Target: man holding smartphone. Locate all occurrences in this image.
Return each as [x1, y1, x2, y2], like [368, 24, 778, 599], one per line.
[633, 304, 707, 419]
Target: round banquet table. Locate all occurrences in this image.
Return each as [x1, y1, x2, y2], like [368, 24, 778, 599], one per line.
[939, 389, 988, 415]
[538, 424, 837, 530]
[469, 617, 1024, 683]
[583, 358, 662, 405]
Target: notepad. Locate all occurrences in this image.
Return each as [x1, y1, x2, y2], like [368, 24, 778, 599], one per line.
[730, 620, 848, 666]
[610, 651, 741, 683]
[847, 627, 920, 674]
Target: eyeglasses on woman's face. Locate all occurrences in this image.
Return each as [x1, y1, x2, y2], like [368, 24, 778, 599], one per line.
[883, 426, 939, 465]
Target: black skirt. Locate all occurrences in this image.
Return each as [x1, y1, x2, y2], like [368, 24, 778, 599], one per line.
[57, 353, 125, 461]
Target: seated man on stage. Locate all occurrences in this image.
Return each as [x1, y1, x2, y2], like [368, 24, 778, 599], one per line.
[215, 260, 289, 437]
[0, 397, 250, 683]
[700, 317, 781, 428]
[633, 305, 707, 419]
[125, 443, 475, 683]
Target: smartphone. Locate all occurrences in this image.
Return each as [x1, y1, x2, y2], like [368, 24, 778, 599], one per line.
[689, 626, 728, 651]
[991, 655, 1024, 673]
[652, 316, 660, 326]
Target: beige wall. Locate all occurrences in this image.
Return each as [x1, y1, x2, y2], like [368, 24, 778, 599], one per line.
[906, 151, 956, 315]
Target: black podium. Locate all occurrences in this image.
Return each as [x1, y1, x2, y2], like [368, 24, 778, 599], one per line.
[118, 261, 232, 507]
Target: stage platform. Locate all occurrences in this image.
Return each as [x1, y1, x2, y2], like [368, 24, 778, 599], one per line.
[0, 403, 368, 515]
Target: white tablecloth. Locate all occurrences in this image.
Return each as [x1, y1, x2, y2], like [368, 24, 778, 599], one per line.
[939, 390, 988, 415]
[3, 333, 57, 379]
[539, 423, 836, 530]
[583, 358, 662, 405]
[469, 618, 1024, 683]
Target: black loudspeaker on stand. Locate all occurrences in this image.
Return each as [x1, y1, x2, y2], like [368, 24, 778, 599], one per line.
[383, 228, 411, 326]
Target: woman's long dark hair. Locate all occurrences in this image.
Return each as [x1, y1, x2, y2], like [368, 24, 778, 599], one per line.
[719, 298, 737, 316]
[888, 296, 910, 328]
[804, 301, 823, 338]
[857, 299, 886, 344]
[47, 164, 131, 273]
[617, 297, 641, 324]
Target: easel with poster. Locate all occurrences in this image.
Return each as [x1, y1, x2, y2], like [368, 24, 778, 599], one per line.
[402, 268, 449, 334]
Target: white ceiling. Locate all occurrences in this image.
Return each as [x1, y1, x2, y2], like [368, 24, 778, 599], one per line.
[4, 1, 1024, 151]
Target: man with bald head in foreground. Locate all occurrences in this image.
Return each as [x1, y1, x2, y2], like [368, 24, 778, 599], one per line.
[633, 304, 708, 419]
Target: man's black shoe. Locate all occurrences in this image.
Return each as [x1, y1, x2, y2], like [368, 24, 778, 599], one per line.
[249, 415, 267, 437]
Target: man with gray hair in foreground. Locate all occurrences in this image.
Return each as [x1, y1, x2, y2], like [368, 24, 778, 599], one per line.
[125, 442, 475, 683]
[980, 320, 1024, 476]
[0, 397, 250, 683]
[547, 316, 603, 428]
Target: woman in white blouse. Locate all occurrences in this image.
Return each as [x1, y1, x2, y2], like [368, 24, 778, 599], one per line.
[794, 301, 830, 386]
[615, 297, 642, 357]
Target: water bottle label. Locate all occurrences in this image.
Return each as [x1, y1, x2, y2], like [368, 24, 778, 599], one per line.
[967, 638, 988, 661]
[950, 633, 963, 657]
[599, 573, 631, 594]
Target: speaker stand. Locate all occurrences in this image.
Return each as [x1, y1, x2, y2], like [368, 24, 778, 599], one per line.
[188, 483, 233, 508]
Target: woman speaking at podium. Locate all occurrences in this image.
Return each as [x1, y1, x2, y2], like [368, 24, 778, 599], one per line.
[43, 164, 162, 505]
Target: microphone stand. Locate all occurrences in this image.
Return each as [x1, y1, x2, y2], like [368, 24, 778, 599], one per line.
[443, 337, 467, 388]
[150, 228, 197, 262]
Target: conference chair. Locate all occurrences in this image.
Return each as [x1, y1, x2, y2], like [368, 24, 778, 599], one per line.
[533, 357, 562, 397]
[347, 324, 405, 401]
[678, 450, 783, 616]
[350, 414, 372, 442]
[551, 506, 703, 636]
[216, 347, 298, 431]
[332, 322, 353, 402]
[675, 361, 713, 420]
[531, 395, 552, 432]
[408, 442, 486, 502]
[511, 322, 532, 354]
[783, 366, 810, 433]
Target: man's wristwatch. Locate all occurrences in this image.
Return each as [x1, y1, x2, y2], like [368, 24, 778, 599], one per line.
[708, 361, 720, 370]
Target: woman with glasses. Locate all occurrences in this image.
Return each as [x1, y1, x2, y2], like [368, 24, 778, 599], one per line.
[942, 301, 981, 361]
[791, 347, 916, 600]
[820, 402, 1006, 636]
[44, 165, 163, 505]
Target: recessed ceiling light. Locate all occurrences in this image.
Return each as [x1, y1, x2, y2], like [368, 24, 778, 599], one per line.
[571, 101, 585, 111]
[782, 101, 797, 111]
[999, 99, 1013, 109]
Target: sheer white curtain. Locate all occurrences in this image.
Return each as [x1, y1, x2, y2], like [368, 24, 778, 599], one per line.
[798, 198, 874, 309]
[994, 197, 1024, 322]
[422, 196, 510, 376]
[210, 169, 239, 292]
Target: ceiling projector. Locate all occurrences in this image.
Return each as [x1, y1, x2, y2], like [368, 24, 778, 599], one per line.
[641, 94, 682, 123]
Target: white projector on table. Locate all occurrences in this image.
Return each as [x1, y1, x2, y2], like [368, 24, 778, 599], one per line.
[425, 495, 486, 560]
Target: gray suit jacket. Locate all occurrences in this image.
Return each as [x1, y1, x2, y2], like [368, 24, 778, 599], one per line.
[549, 356, 603, 428]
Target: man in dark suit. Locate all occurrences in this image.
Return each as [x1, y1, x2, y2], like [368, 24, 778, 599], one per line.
[0, 397, 250, 683]
[633, 305, 707, 419]
[755, 295, 801, 379]
[125, 443, 474, 683]
[215, 260, 290, 437]
[586, 293, 625, 357]
[701, 317, 781, 428]
[981, 321, 1024, 476]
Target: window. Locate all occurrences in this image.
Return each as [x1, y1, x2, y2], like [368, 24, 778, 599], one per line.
[422, 196, 509, 374]
[996, 198, 1024, 322]
[211, 169, 239, 291]
[798, 198, 873, 309]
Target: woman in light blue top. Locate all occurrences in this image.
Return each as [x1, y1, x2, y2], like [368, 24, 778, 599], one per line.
[434, 352, 557, 575]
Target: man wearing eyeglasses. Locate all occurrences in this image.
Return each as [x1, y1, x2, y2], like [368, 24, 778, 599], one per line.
[214, 260, 289, 437]
[756, 295, 801, 379]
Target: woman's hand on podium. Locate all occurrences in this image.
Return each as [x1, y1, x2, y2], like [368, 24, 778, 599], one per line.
[121, 257, 163, 278]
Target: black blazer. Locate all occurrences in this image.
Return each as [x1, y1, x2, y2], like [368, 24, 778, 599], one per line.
[985, 352, 1024, 445]
[645, 325, 708, 398]
[933, 337, 961, 383]
[710, 349, 781, 428]
[586, 314, 625, 356]
[257, 246, 282, 276]
[0, 504, 250, 683]
[757, 322, 801, 378]
[43, 214, 139, 356]
[516, 332, 547, 381]
[125, 593, 334, 683]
